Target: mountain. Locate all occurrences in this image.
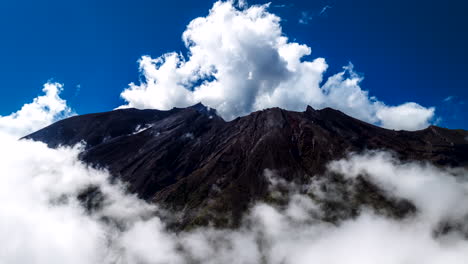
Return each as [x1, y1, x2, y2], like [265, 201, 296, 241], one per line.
[25, 104, 468, 229]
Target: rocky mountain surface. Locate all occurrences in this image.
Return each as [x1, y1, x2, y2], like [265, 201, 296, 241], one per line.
[25, 104, 468, 229]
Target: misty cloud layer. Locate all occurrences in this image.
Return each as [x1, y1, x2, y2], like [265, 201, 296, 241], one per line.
[1, 85, 468, 263]
[119, 1, 434, 131]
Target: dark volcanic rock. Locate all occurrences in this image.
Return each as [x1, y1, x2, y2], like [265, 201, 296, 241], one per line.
[25, 104, 468, 228]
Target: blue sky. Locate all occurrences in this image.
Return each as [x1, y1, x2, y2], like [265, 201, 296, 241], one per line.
[0, 0, 467, 129]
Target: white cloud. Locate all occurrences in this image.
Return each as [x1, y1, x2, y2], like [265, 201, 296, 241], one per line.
[0, 138, 105, 264]
[329, 151, 468, 223]
[116, 219, 183, 264]
[0, 82, 73, 137]
[0, 125, 178, 264]
[119, 1, 434, 131]
[376, 102, 435, 130]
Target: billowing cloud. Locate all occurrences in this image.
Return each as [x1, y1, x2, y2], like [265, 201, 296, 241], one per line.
[376, 102, 435, 131]
[329, 151, 468, 224]
[119, 1, 434, 131]
[0, 82, 73, 137]
[0, 134, 181, 264]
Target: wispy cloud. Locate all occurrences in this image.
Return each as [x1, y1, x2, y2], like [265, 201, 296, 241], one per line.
[273, 4, 286, 8]
[272, 3, 294, 8]
[443, 95, 455, 102]
[319, 5, 333, 16]
[74, 84, 81, 97]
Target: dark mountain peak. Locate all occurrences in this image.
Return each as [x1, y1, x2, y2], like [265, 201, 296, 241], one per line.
[187, 102, 220, 118]
[237, 107, 295, 132]
[318, 107, 349, 118]
[24, 105, 468, 229]
[305, 105, 316, 112]
[189, 102, 207, 109]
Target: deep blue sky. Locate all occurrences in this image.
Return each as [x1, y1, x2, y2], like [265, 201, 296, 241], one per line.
[0, 0, 467, 129]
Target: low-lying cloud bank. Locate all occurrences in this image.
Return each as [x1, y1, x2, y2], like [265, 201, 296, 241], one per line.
[119, 1, 434, 131]
[1, 87, 468, 263]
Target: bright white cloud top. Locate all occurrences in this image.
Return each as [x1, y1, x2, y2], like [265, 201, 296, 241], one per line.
[120, 1, 434, 131]
[0, 82, 72, 137]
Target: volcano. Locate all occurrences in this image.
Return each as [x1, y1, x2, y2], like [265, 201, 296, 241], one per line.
[25, 104, 468, 228]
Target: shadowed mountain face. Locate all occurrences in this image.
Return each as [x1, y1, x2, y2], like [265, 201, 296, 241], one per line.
[25, 104, 468, 228]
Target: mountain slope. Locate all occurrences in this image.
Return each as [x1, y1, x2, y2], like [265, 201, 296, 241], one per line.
[25, 104, 468, 228]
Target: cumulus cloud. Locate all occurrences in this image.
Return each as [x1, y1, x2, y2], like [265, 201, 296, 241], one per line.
[119, 1, 434, 131]
[376, 102, 435, 130]
[0, 82, 73, 137]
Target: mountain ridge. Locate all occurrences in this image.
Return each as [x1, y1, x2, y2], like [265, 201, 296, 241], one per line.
[25, 104, 468, 229]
